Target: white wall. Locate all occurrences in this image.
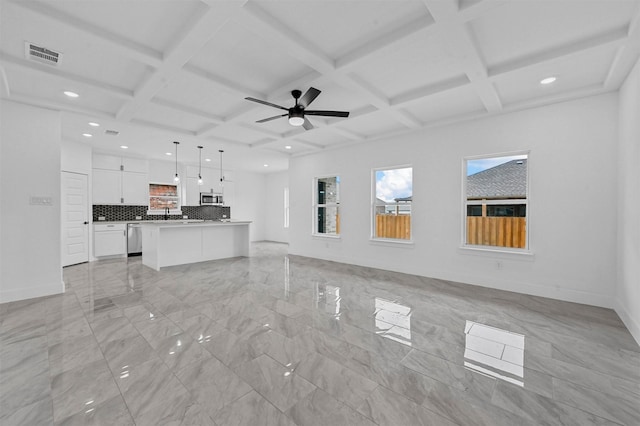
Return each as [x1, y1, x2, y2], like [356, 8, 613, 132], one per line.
[1, 100, 63, 303]
[616, 58, 640, 344]
[227, 170, 267, 242]
[264, 171, 289, 243]
[289, 93, 619, 308]
[62, 140, 91, 174]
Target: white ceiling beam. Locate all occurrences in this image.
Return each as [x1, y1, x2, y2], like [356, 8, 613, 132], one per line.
[0, 52, 134, 100]
[0, 66, 10, 97]
[9, 0, 162, 68]
[116, 1, 246, 121]
[237, 123, 284, 139]
[458, 0, 510, 21]
[150, 98, 224, 124]
[249, 138, 278, 148]
[130, 119, 196, 136]
[290, 138, 325, 150]
[421, 0, 502, 113]
[183, 64, 264, 100]
[7, 92, 115, 119]
[488, 26, 629, 78]
[391, 75, 470, 105]
[336, 15, 436, 70]
[237, 3, 335, 74]
[604, 6, 640, 89]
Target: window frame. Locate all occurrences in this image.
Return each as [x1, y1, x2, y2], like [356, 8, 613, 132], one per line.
[462, 151, 530, 253]
[147, 182, 182, 216]
[371, 165, 413, 244]
[312, 175, 340, 238]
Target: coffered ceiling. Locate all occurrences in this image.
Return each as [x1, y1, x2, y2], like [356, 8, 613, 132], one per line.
[1, 0, 638, 172]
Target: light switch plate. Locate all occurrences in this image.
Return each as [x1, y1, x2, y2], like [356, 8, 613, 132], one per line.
[30, 196, 53, 206]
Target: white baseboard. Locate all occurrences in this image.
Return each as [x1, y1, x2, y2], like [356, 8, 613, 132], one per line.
[614, 299, 640, 346]
[288, 248, 615, 309]
[0, 281, 64, 304]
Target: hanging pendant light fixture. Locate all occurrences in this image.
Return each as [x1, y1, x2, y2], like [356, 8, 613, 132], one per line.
[173, 141, 180, 183]
[219, 149, 225, 188]
[197, 145, 203, 185]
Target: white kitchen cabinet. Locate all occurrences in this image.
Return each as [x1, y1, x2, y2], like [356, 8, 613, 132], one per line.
[93, 154, 122, 171]
[93, 154, 149, 205]
[93, 169, 122, 204]
[94, 224, 126, 257]
[122, 157, 148, 173]
[122, 172, 149, 205]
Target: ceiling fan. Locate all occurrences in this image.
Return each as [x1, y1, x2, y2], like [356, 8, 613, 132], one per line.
[245, 87, 349, 130]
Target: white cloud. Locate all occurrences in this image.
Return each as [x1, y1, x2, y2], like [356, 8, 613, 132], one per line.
[376, 167, 412, 202]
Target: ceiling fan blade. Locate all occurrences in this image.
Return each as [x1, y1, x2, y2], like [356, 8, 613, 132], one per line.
[245, 97, 288, 111]
[256, 114, 287, 123]
[304, 110, 350, 118]
[299, 87, 321, 108]
[302, 118, 314, 130]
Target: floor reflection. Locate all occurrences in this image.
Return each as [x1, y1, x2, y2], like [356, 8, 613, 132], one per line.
[463, 321, 524, 386]
[314, 283, 341, 317]
[375, 298, 412, 346]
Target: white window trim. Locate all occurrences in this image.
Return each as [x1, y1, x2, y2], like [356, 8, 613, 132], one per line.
[371, 164, 413, 243]
[461, 151, 531, 254]
[312, 175, 340, 237]
[147, 182, 182, 215]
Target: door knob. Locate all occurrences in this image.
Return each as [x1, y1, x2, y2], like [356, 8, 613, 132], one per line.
[83, 221, 89, 225]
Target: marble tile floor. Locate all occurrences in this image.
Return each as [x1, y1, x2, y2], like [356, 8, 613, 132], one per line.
[1, 242, 639, 425]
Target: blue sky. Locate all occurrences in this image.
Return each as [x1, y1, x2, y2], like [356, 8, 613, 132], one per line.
[376, 167, 412, 202]
[466, 154, 527, 176]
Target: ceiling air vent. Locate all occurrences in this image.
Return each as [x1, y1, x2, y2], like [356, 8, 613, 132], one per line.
[104, 130, 120, 136]
[24, 42, 62, 66]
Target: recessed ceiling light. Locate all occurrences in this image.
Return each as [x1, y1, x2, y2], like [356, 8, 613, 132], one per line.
[284, 145, 292, 150]
[88, 122, 100, 127]
[165, 152, 172, 156]
[64, 91, 79, 98]
[82, 133, 92, 137]
[263, 164, 269, 167]
[540, 76, 557, 85]
[120, 145, 128, 149]
[205, 158, 211, 162]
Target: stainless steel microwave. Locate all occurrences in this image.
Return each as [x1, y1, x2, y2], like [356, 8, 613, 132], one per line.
[200, 193, 223, 205]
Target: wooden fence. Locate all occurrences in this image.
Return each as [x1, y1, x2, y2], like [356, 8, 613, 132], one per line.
[467, 216, 526, 248]
[376, 214, 411, 240]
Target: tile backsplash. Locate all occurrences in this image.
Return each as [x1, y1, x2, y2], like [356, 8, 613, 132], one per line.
[93, 205, 231, 222]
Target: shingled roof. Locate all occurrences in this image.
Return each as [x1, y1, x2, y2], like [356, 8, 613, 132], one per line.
[467, 159, 527, 199]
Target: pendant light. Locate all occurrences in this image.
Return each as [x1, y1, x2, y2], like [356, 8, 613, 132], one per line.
[197, 145, 203, 185]
[219, 149, 225, 188]
[173, 141, 180, 183]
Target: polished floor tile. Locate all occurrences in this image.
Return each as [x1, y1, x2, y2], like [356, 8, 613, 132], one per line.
[1, 242, 638, 425]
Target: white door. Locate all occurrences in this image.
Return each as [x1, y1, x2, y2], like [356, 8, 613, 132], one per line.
[62, 172, 89, 266]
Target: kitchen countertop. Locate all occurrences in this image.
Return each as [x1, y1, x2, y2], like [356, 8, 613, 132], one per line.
[138, 220, 251, 228]
[94, 219, 233, 224]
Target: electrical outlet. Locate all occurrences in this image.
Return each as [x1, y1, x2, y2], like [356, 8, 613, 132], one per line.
[29, 196, 52, 206]
[183, 215, 188, 219]
[135, 216, 142, 220]
[98, 216, 106, 221]
[496, 260, 503, 270]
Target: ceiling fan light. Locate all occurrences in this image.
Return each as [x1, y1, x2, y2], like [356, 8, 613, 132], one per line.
[288, 116, 304, 126]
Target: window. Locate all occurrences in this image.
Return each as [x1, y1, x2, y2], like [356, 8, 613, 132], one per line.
[465, 154, 528, 249]
[373, 166, 412, 241]
[313, 176, 339, 236]
[149, 183, 180, 213]
[284, 187, 289, 229]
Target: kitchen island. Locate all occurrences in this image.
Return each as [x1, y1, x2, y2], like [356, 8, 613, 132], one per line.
[139, 220, 250, 271]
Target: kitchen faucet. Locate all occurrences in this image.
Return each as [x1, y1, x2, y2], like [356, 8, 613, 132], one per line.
[164, 207, 169, 220]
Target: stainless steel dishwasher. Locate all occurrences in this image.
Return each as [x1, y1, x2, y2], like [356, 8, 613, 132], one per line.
[127, 223, 142, 256]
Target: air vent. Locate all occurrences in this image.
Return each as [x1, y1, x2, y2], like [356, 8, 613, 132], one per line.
[24, 42, 62, 66]
[104, 130, 120, 136]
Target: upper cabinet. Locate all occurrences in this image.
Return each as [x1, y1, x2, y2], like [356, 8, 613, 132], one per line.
[92, 154, 149, 205]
